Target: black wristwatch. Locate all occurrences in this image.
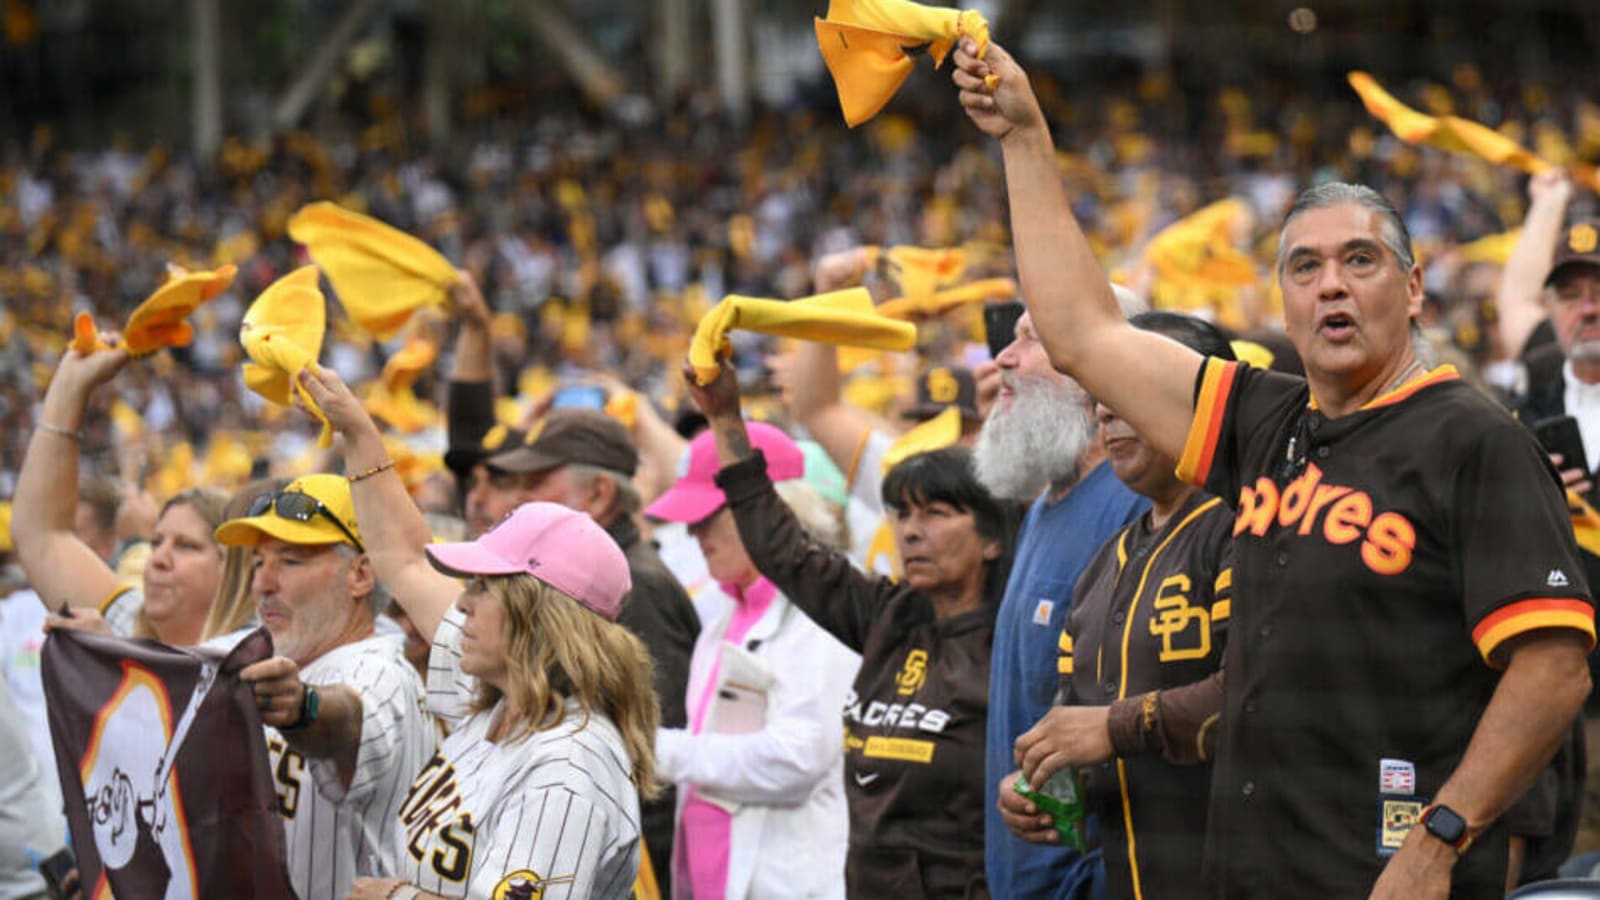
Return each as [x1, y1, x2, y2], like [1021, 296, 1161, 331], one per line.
[1419, 803, 1472, 854]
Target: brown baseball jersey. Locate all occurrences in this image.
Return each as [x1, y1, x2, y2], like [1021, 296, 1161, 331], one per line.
[1058, 491, 1233, 900]
[1177, 358, 1596, 899]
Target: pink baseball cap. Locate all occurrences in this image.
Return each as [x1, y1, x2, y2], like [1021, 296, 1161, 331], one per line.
[645, 422, 806, 524]
[424, 502, 632, 620]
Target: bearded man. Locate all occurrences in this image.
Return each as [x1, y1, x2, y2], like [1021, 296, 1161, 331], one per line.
[973, 295, 1150, 900]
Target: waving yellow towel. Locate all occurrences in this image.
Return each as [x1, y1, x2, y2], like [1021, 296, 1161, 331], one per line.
[240, 265, 333, 446]
[286, 202, 458, 340]
[689, 288, 917, 385]
[70, 264, 236, 357]
[1349, 72, 1600, 190]
[363, 338, 441, 434]
[882, 406, 963, 474]
[877, 277, 1017, 320]
[815, 0, 995, 127]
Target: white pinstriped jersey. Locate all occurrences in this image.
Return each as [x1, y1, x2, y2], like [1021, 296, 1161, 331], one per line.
[426, 607, 476, 729]
[102, 587, 142, 638]
[268, 634, 436, 900]
[403, 621, 641, 899]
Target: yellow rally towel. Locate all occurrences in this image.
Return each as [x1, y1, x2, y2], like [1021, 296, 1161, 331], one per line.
[689, 288, 917, 385]
[881, 406, 963, 474]
[878, 277, 1018, 320]
[815, 0, 994, 127]
[240, 265, 333, 446]
[286, 202, 457, 340]
[1569, 490, 1600, 560]
[363, 338, 441, 434]
[873, 245, 969, 298]
[1349, 72, 1600, 191]
[1458, 229, 1521, 266]
[1144, 198, 1259, 330]
[70, 264, 236, 357]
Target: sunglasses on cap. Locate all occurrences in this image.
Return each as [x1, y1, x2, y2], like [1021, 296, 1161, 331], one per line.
[247, 491, 365, 552]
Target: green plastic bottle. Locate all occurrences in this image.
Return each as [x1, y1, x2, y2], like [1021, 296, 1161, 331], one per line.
[1014, 770, 1088, 852]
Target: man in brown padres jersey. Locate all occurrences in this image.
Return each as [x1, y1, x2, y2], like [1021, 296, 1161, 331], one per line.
[953, 43, 1595, 900]
[1010, 312, 1237, 900]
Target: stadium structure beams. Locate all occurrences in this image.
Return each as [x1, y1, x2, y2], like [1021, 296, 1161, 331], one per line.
[191, 0, 222, 161]
[271, 0, 383, 133]
[517, 0, 628, 106]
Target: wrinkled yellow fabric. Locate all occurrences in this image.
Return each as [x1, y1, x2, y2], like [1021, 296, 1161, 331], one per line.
[1458, 229, 1521, 266]
[70, 266, 235, 356]
[689, 288, 917, 385]
[1349, 72, 1600, 190]
[878, 277, 1018, 320]
[240, 265, 333, 446]
[882, 245, 968, 298]
[364, 339, 441, 433]
[881, 406, 963, 475]
[286, 202, 457, 340]
[1144, 199, 1259, 329]
[125, 264, 237, 356]
[1229, 340, 1276, 372]
[1569, 490, 1600, 559]
[815, 0, 994, 127]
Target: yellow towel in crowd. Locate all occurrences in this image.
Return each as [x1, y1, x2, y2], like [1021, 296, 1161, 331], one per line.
[815, 0, 995, 127]
[881, 405, 963, 474]
[872, 245, 969, 298]
[364, 338, 441, 434]
[1349, 72, 1600, 190]
[1458, 229, 1521, 266]
[689, 288, 917, 385]
[1144, 198, 1259, 330]
[287, 202, 458, 340]
[69, 264, 236, 357]
[878, 277, 1018, 320]
[240, 265, 333, 446]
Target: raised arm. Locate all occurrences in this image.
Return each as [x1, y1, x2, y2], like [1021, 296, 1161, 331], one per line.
[11, 345, 130, 611]
[951, 41, 1202, 460]
[297, 366, 460, 641]
[687, 360, 885, 650]
[1496, 171, 1574, 361]
[773, 249, 881, 472]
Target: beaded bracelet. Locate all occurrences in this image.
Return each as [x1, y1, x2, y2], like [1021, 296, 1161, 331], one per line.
[348, 460, 397, 484]
[37, 422, 82, 441]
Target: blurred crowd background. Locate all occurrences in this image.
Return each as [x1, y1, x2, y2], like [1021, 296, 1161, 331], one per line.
[2, 0, 1598, 510]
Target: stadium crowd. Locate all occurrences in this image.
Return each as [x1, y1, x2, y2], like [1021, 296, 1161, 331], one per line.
[2, 24, 1600, 900]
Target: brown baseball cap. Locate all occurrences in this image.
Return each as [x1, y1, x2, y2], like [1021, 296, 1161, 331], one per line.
[1546, 220, 1600, 287]
[487, 408, 639, 477]
[902, 366, 980, 422]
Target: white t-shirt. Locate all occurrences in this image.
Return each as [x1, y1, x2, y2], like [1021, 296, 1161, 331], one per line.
[406, 621, 641, 899]
[268, 634, 436, 900]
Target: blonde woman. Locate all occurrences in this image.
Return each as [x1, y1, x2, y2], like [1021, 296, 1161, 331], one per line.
[296, 366, 660, 899]
[13, 342, 228, 645]
[345, 502, 659, 900]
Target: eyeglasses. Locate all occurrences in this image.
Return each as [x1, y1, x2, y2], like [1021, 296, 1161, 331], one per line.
[247, 491, 364, 552]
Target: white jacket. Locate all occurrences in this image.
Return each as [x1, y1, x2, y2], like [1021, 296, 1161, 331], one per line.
[656, 588, 859, 900]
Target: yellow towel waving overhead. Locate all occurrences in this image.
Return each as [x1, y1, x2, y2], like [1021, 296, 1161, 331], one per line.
[363, 338, 441, 434]
[1348, 72, 1600, 190]
[877, 245, 969, 298]
[815, 0, 995, 127]
[240, 265, 333, 446]
[877, 277, 1018, 320]
[70, 264, 236, 357]
[688, 288, 917, 385]
[286, 202, 458, 340]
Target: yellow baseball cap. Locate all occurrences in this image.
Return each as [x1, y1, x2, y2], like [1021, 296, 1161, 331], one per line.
[214, 473, 363, 550]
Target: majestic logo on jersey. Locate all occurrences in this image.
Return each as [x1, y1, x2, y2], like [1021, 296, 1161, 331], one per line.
[1148, 573, 1213, 662]
[493, 869, 576, 898]
[894, 649, 928, 695]
[1233, 463, 1417, 575]
[1549, 569, 1571, 587]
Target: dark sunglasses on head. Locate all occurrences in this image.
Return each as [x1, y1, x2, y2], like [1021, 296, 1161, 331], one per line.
[247, 491, 364, 552]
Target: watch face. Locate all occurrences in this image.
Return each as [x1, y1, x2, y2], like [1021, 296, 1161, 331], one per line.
[1424, 805, 1467, 844]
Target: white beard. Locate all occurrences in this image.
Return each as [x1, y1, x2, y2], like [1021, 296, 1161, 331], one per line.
[974, 373, 1095, 502]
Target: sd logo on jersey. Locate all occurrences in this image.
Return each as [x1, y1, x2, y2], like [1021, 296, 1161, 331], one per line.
[493, 869, 576, 899]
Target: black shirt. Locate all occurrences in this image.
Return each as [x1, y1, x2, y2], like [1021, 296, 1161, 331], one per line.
[1177, 358, 1596, 899]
